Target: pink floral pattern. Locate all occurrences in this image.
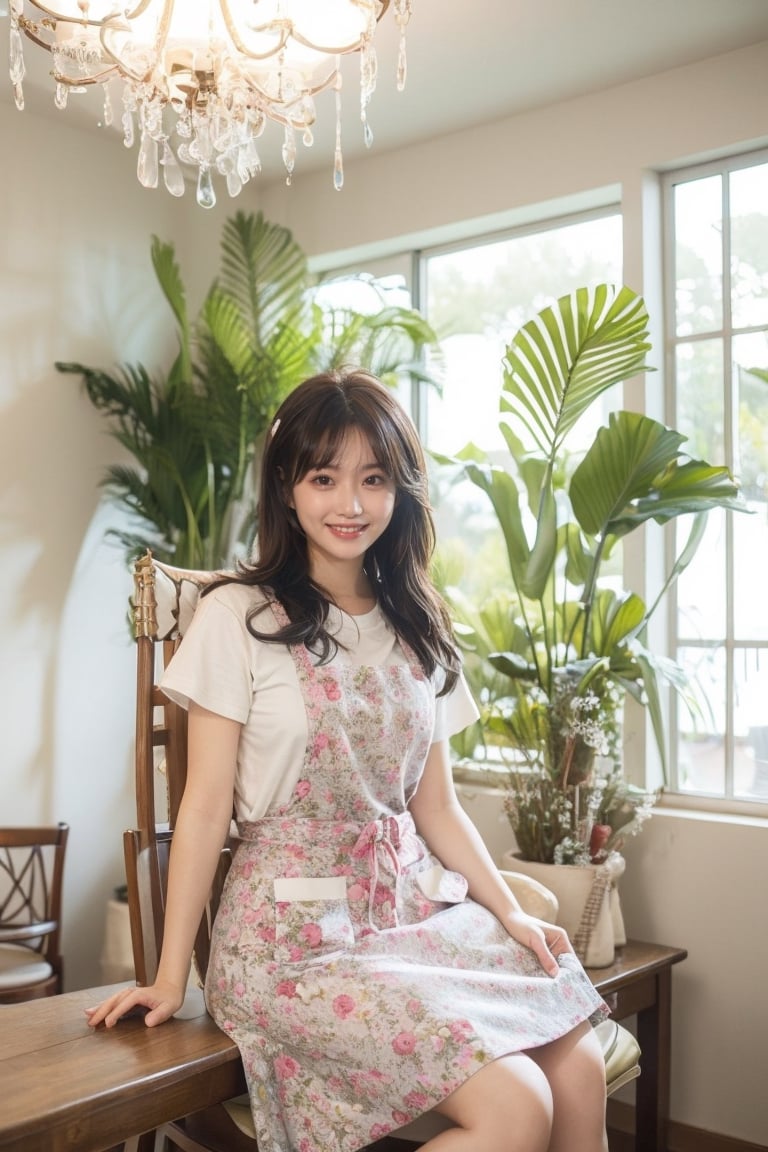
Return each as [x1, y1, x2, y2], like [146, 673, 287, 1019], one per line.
[206, 602, 608, 1152]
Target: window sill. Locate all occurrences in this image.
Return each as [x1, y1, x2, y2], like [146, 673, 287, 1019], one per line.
[451, 758, 768, 823]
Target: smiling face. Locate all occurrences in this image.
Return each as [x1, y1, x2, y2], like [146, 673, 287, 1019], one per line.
[288, 427, 397, 586]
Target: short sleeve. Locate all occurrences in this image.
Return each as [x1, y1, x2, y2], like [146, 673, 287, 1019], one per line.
[160, 587, 255, 723]
[432, 669, 479, 743]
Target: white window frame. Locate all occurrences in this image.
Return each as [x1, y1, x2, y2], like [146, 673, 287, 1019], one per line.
[662, 148, 768, 816]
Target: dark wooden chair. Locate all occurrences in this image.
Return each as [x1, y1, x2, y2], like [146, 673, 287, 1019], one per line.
[124, 552, 253, 1152]
[0, 822, 69, 1003]
[123, 551, 640, 1152]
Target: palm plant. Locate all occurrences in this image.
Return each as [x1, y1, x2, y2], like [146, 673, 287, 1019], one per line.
[440, 284, 745, 862]
[59, 211, 439, 570]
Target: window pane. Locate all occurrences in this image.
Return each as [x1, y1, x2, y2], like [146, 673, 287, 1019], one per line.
[425, 332, 505, 454]
[424, 214, 622, 456]
[675, 338, 724, 461]
[677, 508, 726, 639]
[730, 162, 768, 329]
[312, 269, 414, 413]
[676, 644, 725, 795]
[735, 648, 768, 800]
[674, 175, 723, 336]
[734, 333, 768, 640]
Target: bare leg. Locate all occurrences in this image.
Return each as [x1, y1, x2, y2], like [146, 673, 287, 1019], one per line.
[528, 1022, 609, 1152]
[418, 1052, 553, 1152]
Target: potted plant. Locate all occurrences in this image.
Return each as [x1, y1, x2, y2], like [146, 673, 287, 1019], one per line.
[438, 284, 744, 962]
[59, 210, 440, 570]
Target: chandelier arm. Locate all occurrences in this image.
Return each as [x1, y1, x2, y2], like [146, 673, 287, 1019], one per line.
[220, 0, 388, 61]
[16, 16, 57, 52]
[16, 14, 119, 83]
[51, 68, 116, 86]
[22, 0, 154, 29]
[99, 0, 173, 87]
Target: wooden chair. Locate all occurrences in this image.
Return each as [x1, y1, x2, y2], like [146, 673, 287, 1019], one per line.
[124, 551, 640, 1152]
[0, 823, 69, 1003]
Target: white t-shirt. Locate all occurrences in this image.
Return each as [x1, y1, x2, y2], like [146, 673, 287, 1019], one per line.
[160, 583, 479, 822]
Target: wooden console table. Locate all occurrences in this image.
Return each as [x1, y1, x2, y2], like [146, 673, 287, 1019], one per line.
[0, 940, 686, 1152]
[587, 939, 688, 1152]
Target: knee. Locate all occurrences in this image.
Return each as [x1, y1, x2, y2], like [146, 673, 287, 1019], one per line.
[438, 1054, 554, 1150]
[543, 1023, 608, 1116]
[574, 1025, 610, 1100]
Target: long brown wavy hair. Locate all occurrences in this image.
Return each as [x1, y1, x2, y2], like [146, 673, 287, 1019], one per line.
[208, 369, 460, 694]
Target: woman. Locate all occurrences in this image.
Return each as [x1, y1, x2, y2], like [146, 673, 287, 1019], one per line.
[88, 370, 609, 1152]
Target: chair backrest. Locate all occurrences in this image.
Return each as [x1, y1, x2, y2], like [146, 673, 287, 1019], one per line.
[0, 823, 69, 999]
[125, 551, 231, 986]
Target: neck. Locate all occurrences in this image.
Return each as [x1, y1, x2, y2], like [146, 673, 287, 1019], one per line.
[311, 567, 376, 615]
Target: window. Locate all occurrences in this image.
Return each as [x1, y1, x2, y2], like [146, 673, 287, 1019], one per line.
[664, 152, 768, 804]
[311, 254, 417, 415]
[418, 211, 622, 607]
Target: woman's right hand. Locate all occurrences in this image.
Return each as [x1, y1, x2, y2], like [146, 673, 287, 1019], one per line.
[85, 979, 186, 1029]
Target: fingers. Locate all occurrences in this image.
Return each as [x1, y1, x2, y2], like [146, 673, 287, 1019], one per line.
[542, 925, 574, 957]
[525, 920, 575, 978]
[84, 987, 152, 1029]
[529, 932, 560, 978]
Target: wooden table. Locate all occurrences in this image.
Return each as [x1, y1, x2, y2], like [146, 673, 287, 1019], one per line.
[0, 941, 686, 1152]
[586, 939, 688, 1152]
[0, 984, 245, 1152]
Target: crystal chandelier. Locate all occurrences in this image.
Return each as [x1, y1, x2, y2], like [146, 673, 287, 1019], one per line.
[6, 1, 413, 207]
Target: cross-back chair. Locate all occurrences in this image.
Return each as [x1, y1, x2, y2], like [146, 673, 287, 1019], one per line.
[0, 822, 69, 1003]
[124, 550, 640, 1152]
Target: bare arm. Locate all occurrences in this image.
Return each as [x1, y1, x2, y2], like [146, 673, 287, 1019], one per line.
[408, 739, 568, 976]
[86, 703, 241, 1028]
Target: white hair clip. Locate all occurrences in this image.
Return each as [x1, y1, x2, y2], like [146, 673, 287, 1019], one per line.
[270, 418, 281, 438]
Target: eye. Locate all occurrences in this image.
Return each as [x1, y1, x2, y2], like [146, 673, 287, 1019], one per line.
[363, 472, 389, 487]
[310, 473, 334, 486]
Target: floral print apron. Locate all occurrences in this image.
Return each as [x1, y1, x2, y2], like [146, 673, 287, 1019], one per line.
[206, 604, 607, 1152]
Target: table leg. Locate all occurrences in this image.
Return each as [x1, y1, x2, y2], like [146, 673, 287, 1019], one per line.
[635, 967, 672, 1152]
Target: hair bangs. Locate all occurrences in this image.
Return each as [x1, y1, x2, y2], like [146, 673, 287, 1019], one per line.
[288, 401, 400, 487]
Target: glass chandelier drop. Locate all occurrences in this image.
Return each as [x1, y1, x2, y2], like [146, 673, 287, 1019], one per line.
[7, 0, 413, 207]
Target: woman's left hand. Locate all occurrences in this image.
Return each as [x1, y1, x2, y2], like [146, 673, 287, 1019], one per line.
[504, 908, 575, 977]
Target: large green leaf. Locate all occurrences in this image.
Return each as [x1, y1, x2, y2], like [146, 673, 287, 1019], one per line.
[570, 411, 686, 535]
[500, 284, 652, 459]
[462, 462, 531, 588]
[151, 237, 191, 387]
[217, 210, 308, 344]
[570, 411, 744, 539]
[588, 589, 646, 655]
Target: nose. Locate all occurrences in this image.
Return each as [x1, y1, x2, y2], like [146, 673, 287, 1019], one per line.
[338, 483, 363, 517]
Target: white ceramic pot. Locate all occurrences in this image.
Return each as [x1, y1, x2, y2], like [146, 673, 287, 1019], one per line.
[501, 850, 626, 967]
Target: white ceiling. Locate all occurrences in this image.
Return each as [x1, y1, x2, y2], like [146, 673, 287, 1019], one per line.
[5, 0, 768, 183]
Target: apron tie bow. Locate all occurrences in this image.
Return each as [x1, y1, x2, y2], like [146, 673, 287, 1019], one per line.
[352, 817, 403, 931]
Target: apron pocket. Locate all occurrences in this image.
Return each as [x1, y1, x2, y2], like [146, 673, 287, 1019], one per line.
[273, 876, 355, 964]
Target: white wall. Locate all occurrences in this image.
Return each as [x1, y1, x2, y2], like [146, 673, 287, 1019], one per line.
[1, 36, 767, 1146]
[0, 99, 238, 986]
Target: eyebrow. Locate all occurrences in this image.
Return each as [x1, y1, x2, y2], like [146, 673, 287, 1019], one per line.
[309, 460, 385, 472]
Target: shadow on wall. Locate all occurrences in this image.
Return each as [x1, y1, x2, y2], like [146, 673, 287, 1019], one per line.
[52, 504, 137, 989]
[0, 372, 118, 820]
